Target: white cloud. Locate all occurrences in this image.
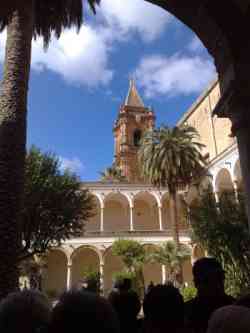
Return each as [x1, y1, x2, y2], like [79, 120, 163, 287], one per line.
[99, 0, 171, 42]
[0, 26, 113, 87]
[0, 0, 171, 87]
[188, 36, 205, 53]
[59, 157, 84, 174]
[135, 54, 216, 98]
[0, 30, 6, 60]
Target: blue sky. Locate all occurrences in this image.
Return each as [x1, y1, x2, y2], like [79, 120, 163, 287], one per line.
[0, 0, 216, 181]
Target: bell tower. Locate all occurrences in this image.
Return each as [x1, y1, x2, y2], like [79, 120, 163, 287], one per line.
[113, 80, 155, 183]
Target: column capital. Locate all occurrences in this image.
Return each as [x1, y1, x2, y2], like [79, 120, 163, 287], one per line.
[213, 80, 250, 136]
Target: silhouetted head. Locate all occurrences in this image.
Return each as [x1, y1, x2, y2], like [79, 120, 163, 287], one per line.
[193, 257, 225, 298]
[207, 305, 250, 333]
[235, 293, 250, 309]
[108, 289, 141, 321]
[50, 290, 119, 333]
[143, 284, 184, 330]
[0, 290, 51, 333]
[114, 278, 132, 292]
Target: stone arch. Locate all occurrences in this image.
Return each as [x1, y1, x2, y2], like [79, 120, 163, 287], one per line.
[71, 246, 100, 289]
[215, 168, 234, 194]
[85, 194, 101, 233]
[42, 249, 67, 296]
[103, 246, 125, 295]
[143, 244, 162, 286]
[133, 191, 159, 230]
[104, 192, 130, 232]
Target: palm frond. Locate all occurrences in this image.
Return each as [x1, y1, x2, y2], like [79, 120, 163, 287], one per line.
[0, 0, 101, 46]
[138, 124, 208, 192]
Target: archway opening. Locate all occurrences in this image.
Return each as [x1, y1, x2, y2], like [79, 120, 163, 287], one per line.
[134, 129, 142, 147]
[103, 247, 125, 295]
[215, 168, 234, 196]
[192, 244, 205, 263]
[42, 250, 67, 296]
[182, 255, 193, 285]
[104, 193, 130, 232]
[134, 192, 159, 231]
[71, 247, 100, 289]
[85, 195, 101, 234]
[143, 244, 162, 287]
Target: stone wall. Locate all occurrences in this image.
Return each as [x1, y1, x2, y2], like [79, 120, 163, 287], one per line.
[179, 80, 234, 162]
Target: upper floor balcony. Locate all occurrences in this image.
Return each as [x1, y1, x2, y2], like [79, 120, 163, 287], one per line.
[80, 182, 189, 238]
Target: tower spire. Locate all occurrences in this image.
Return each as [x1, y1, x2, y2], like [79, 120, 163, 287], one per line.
[125, 79, 144, 107]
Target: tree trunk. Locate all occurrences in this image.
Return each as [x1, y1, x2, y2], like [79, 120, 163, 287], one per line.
[0, 2, 33, 298]
[170, 191, 184, 284]
[170, 191, 180, 246]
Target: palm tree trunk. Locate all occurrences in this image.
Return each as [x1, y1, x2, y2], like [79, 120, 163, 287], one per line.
[0, 1, 33, 298]
[170, 191, 184, 284]
[170, 191, 180, 246]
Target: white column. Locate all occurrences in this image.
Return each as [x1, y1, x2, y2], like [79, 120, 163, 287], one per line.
[130, 206, 134, 231]
[158, 205, 163, 231]
[100, 207, 104, 232]
[66, 263, 72, 291]
[215, 191, 219, 204]
[100, 259, 104, 294]
[233, 181, 239, 202]
[161, 265, 166, 284]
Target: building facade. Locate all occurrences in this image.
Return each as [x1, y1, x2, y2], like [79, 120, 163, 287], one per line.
[42, 79, 242, 296]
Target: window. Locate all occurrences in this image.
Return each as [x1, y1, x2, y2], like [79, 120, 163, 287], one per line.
[134, 129, 142, 147]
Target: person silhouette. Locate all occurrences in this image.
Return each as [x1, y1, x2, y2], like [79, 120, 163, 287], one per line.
[185, 257, 234, 333]
[142, 284, 184, 333]
[0, 290, 51, 333]
[207, 305, 250, 333]
[108, 289, 141, 333]
[50, 290, 119, 333]
[146, 281, 154, 294]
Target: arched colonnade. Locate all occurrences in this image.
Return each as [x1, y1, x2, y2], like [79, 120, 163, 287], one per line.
[212, 157, 243, 202]
[186, 156, 243, 206]
[42, 242, 197, 296]
[85, 188, 182, 233]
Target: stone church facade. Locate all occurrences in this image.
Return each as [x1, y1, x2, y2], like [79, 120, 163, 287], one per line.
[42, 80, 242, 296]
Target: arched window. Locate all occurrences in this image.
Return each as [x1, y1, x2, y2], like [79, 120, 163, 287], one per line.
[134, 129, 142, 147]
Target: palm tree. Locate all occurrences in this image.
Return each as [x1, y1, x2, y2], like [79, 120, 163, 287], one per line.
[139, 125, 207, 245]
[0, 0, 99, 298]
[100, 165, 127, 183]
[149, 241, 191, 284]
